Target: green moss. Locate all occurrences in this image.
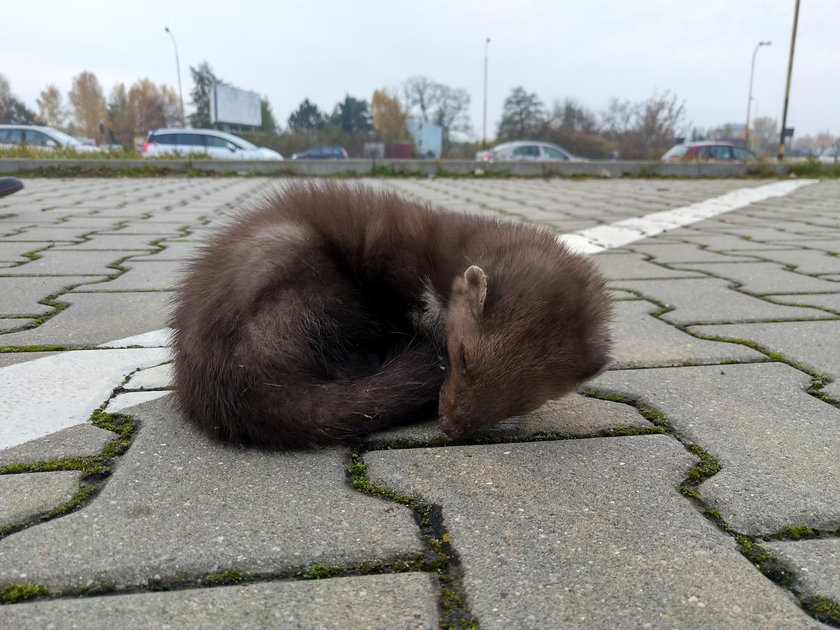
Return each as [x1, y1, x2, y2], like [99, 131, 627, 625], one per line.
[0, 583, 49, 603]
[638, 407, 669, 427]
[736, 536, 794, 586]
[782, 526, 816, 540]
[204, 569, 251, 585]
[75, 582, 115, 596]
[801, 595, 840, 625]
[685, 445, 722, 480]
[48, 484, 96, 517]
[300, 564, 341, 580]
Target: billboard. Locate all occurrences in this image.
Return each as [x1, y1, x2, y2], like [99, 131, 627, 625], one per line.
[210, 83, 262, 127]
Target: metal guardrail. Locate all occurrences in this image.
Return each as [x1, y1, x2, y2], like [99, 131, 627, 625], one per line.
[0, 157, 790, 177]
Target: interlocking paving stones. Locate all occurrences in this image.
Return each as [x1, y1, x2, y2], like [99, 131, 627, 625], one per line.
[2, 249, 129, 276]
[366, 437, 824, 629]
[766, 539, 840, 602]
[0, 424, 115, 466]
[0, 398, 424, 590]
[74, 260, 186, 291]
[0, 292, 174, 347]
[1, 177, 839, 627]
[593, 364, 840, 534]
[0, 471, 82, 524]
[610, 300, 766, 366]
[690, 320, 840, 400]
[610, 277, 829, 324]
[0, 573, 441, 630]
[0, 275, 105, 316]
[671, 261, 840, 294]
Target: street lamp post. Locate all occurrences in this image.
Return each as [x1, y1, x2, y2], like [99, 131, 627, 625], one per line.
[778, 0, 801, 161]
[745, 40, 771, 151]
[165, 26, 185, 126]
[483, 37, 490, 149]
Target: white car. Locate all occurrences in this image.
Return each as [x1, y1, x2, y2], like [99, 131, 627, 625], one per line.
[818, 146, 839, 164]
[0, 124, 102, 153]
[141, 128, 283, 160]
[475, 141, 587, 162]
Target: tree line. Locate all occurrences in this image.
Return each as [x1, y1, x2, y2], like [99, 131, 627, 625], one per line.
[1, 67, 835, 158]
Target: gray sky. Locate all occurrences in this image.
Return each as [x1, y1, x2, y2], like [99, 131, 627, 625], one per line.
[3, 0, 838, 140]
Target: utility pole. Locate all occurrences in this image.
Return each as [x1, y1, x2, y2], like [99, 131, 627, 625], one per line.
[745, 41, 771, 151]
[778, 0, 801, 161]
[165, 27, 185, 127]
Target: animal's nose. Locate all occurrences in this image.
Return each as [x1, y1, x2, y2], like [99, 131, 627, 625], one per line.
[438, 415, 463, 439]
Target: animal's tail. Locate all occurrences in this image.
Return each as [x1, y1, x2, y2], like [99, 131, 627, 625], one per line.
[211, 335, 447, 449]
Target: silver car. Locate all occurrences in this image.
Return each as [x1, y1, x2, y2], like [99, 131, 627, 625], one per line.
[141, 128, 283, 160]
[475, 141, 587, 162]
[0, 124, 102, 153]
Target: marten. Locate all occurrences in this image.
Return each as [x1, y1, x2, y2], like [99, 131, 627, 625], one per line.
[171, 182, 613, 448]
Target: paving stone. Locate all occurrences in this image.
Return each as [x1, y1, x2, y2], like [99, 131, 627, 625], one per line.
[593, 364, 840, 534]
[775, 238, 840, 255]
[671, 261, 840, 294]
[370, 394, 652, 443]
[52, 234, 165, 251]
[124, 363, 172, 389]
[1, 249, 128, 276]
[593, 251, 703, 280]
[0, 292, 174, 348]
[0, 241, 57, 262]
[0, 227, 88, 242]
[766, 539, 840, 602]
[749, 249, 840, 275]
[0, 276, 105, 316]
[690, 320, 840, 400]
[0, 398, 424, 589]
[767, 293, 840, 314]
[610, 300, 765, 366]
[0, 424, 115, 466]
[0, 471, 82, 524]
[366, 436, 822, 629]
[659, 232, 805, 251]
[106, 390, 170, 412]
[0, 351, 57, 367]
[0, 318, 30, 332]
[131, 240, 206, 261]
[72, 260, 186, 291]
[610, 277, 829, 324]
[624, 241, 762, 263]
[0, 573, 440, 630]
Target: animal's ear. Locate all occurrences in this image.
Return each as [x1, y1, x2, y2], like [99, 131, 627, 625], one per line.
[463, 265, 487, 320]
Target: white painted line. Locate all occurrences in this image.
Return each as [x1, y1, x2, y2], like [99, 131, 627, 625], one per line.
[0, 179, 819, 452]
[557, 179, 817, 254]
[0, 348, 171, 450]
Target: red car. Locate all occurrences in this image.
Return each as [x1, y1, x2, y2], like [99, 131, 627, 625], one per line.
[661, 141, 756, 162]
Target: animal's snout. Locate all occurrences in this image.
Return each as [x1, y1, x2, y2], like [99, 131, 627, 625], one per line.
[439, 414, 465, 439]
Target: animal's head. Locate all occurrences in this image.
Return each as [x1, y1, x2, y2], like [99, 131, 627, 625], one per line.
[438, 263, 612, 439]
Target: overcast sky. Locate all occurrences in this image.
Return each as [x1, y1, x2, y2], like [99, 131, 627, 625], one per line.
[3, 0, 838, 140]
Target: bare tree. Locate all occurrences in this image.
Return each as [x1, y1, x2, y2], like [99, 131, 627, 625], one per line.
[496, 87, 547, 141]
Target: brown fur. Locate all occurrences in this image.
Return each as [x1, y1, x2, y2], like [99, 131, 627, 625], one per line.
[171, 182, 612, 448]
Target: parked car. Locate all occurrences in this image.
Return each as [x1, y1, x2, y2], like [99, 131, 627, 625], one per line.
[661, 141, 756, 163]
[475, 141, 587, 162]
[292, 146, 348, 159]
[0, 124, 102, 153]
[818, 146, 839, 164]
[141, 128, 283, 160]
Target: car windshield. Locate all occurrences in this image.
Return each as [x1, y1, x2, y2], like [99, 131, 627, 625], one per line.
[219, 134, 257, 150]
[663, 145, 689, 158]
[46, 129, 84, 146]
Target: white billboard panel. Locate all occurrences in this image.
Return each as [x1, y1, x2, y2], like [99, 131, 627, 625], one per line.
[210, 83, 262, 126]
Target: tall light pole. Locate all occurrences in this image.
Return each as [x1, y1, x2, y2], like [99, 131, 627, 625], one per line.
[483, 37, 490, 149]
[745, 40, 771, 151]
[778, 0, 801, 161]
[164, 26, 185, 127]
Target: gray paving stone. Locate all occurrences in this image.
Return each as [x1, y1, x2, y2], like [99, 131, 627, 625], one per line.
[593, 364, 840, 534]
[0, 318, 30, 332]
[366, 436, 822, 629]
[0, 471, 82, 524]
[0, 241, 57, 262]
[660, 232, 805, 251]
[0, 424, 115, 466]
[777, 238, 840, 255]
[610, 277, 827, 324]
[1, 249, 129, 276]
[52, 234, 165, 251]
[749, 249, 840, 275]
[611, 300, 765, 366]
[624, 241, 761, 263]
[124, 362, 172, 389]
[106, 390, 170, 412]
[593, 251, 703, 280]
[0, 292, 174, 348]
[0, 398, 424, 589]
[671, 261, 840, 294]
[0, 573, 440, 630]
[0, 276, 105, 316]
[0, 351, 57, 367]
[131, 240, 206, 261]
[690, 320, 840, 400]
[370, 393, 652, 443]
[767, 293, 840, 314]
[74, 261, 186, 291]
[766, 539, 840, 602]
